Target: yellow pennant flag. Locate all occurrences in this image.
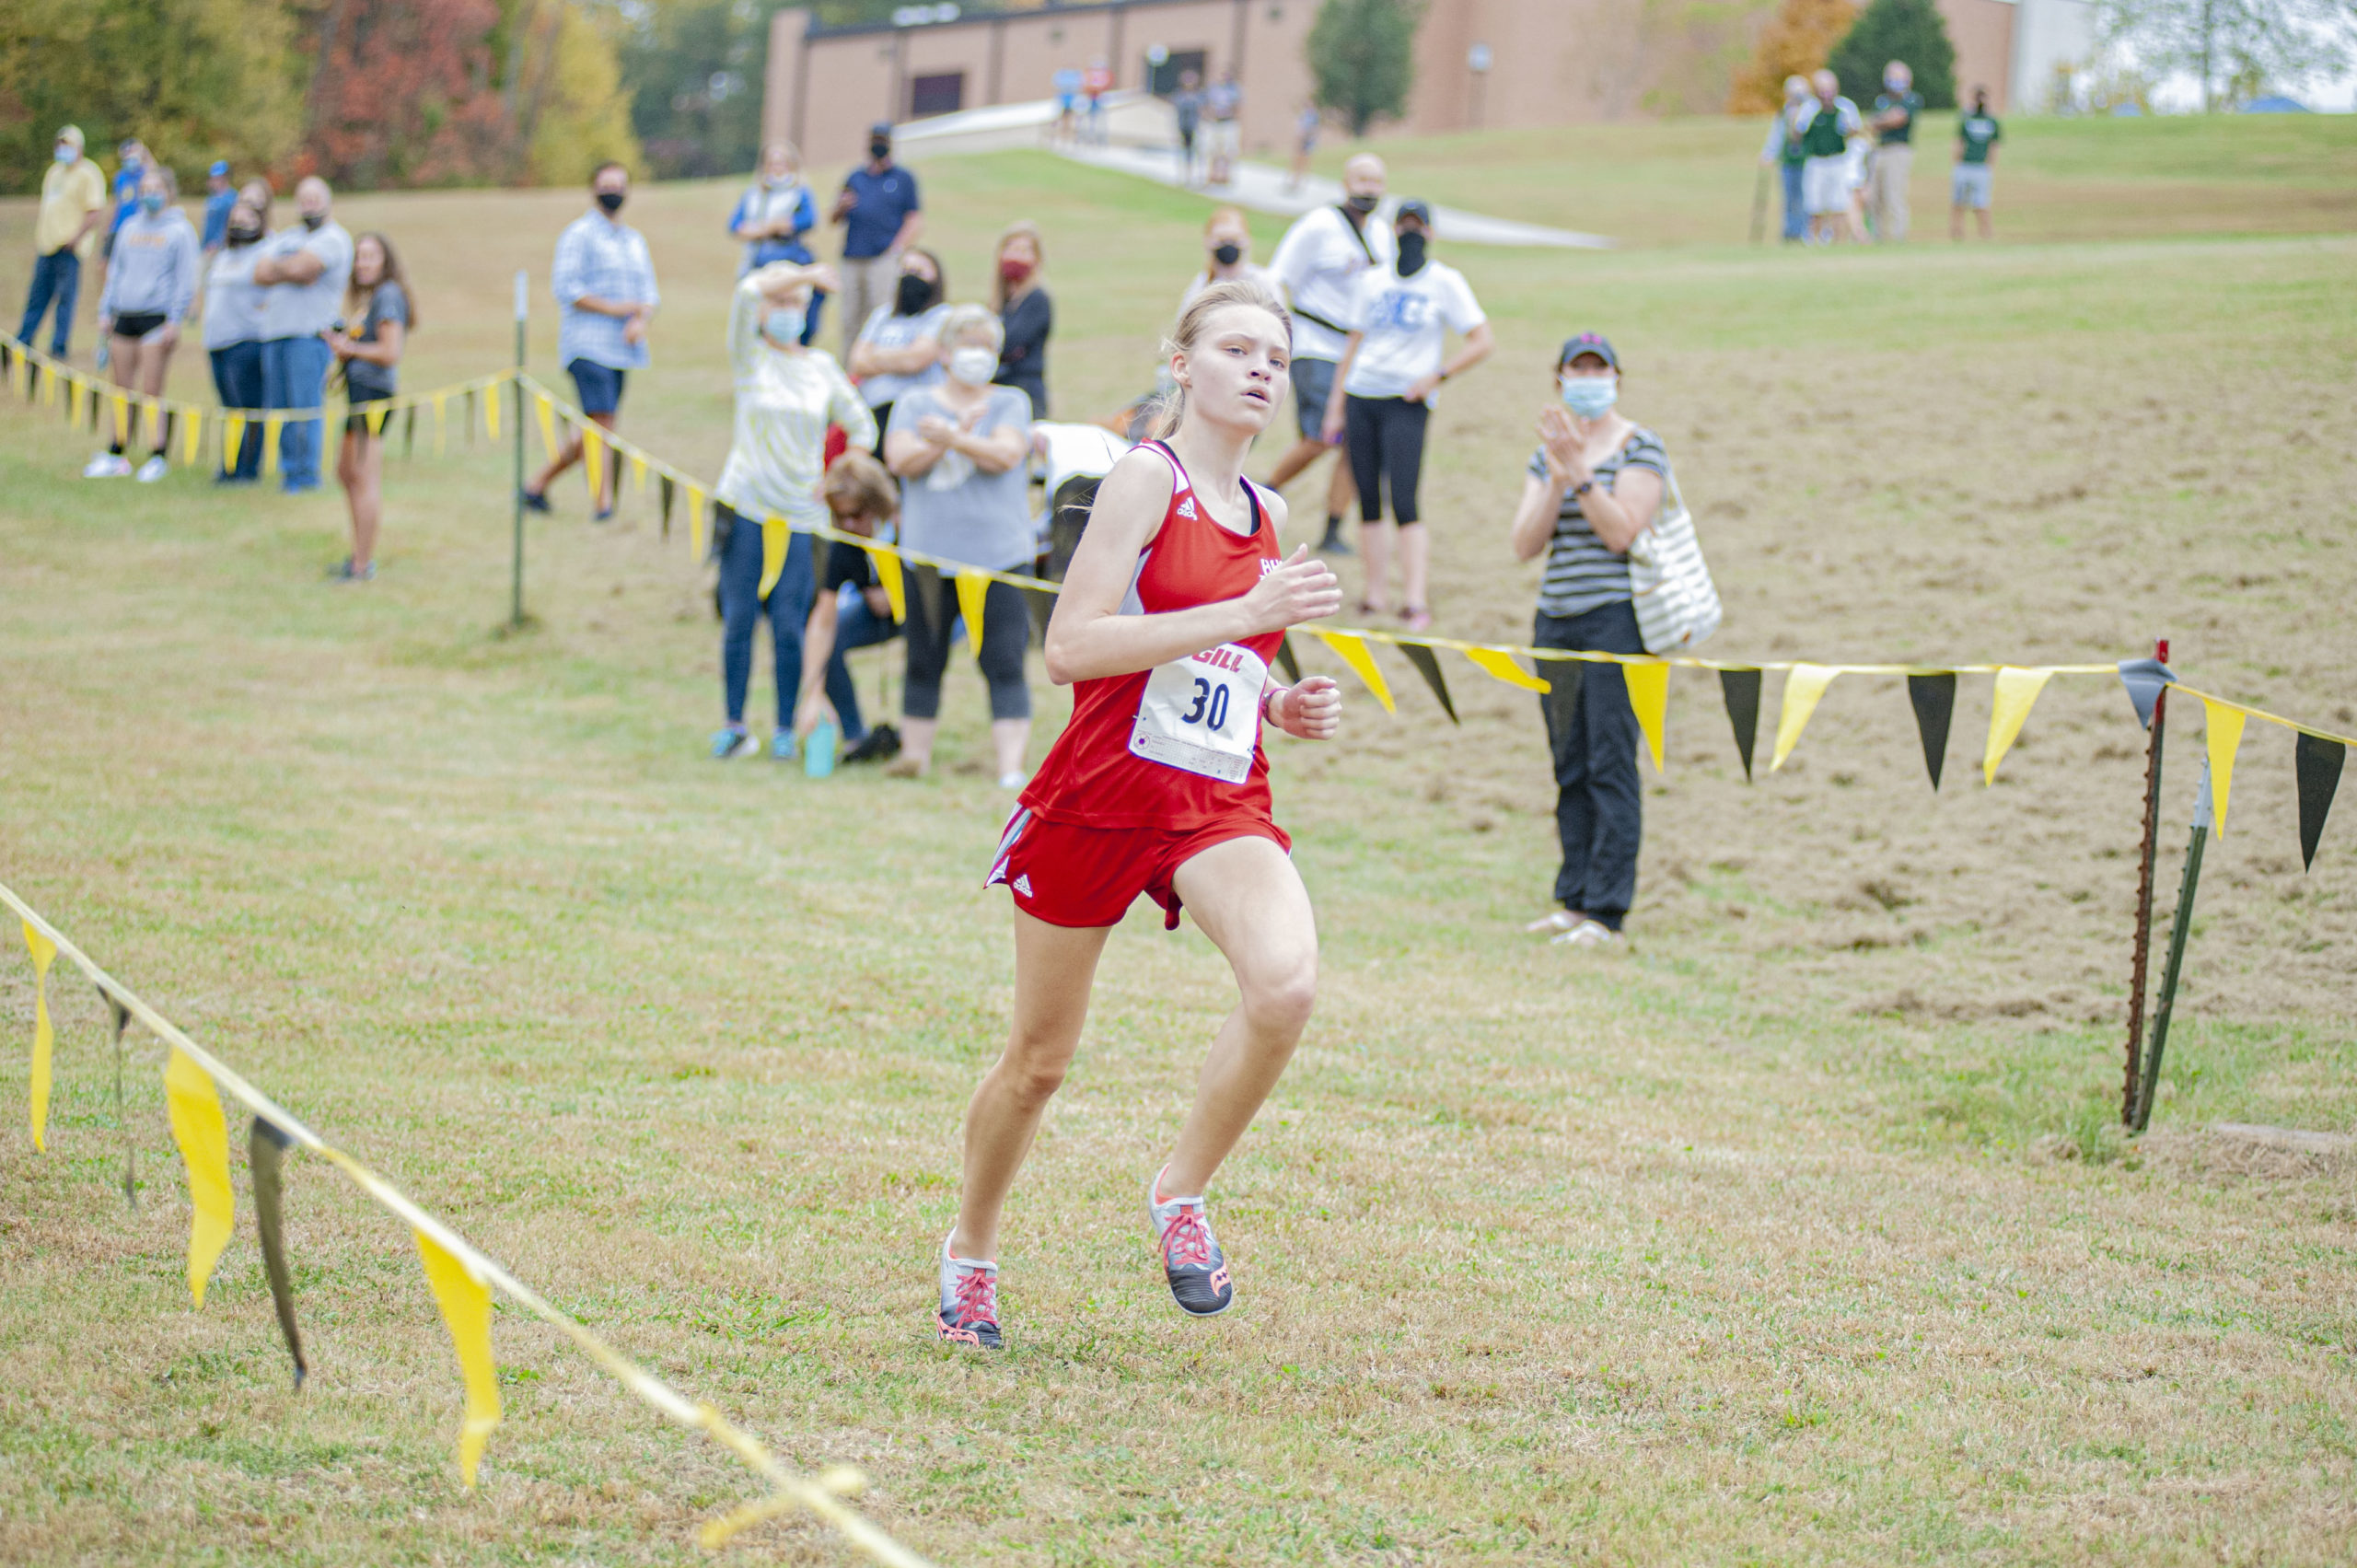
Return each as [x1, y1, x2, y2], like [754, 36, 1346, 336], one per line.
[581, 421, 604, 480]
[484, 386, 501, 441]
[144, 398, 164, 447]
[864, 543, 906, 622]
[759, 515, 789, 599]
[533, 393, 558, 460]
[1981, 667, 2055, 784]
[223, 412, 246, 469]
[110, 393, 130, 446]
[631, 453, 647, 495]
[432, 393, 447, 455]
[955, 569, 991, 645]
[1624, 659, 1670, 772]
[180, 408, 203, 466]
[1464, 646, 1550, 692]
[162, 1047, 234, 1309]
[2203, 698, 2247, 836]
[1771, 663, 1840, 772]
[367, 405, 390, 436]
[415, 1231, 502, 1488]
[41, 361, 58, 404]
[1314, 631, 1393, 714]
[688, 487, 708, 557]
[21, 921, 55, 1154]
[261, 416, 284, 477]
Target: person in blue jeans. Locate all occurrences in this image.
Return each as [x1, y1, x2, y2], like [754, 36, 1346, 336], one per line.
[793, 449, 906, 762]
[251, 178, 354, 494]
[203, 198, 269, 482]
[1759, 75, 1811, 243]
[1505, 333, 1671, 950]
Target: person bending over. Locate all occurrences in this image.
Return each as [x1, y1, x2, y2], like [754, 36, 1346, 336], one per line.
[793, 448, 905, 764]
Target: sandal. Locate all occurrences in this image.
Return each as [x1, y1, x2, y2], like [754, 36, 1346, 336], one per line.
[1402, 606, 1433, 633]
[1525, 910, 1585, 935]
[883, 756, 928, 780]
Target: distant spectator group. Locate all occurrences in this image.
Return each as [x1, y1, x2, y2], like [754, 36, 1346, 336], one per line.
[1759, 61, 2001, 244]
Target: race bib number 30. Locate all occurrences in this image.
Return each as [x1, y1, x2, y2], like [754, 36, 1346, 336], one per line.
[1129, 643, 1269, 783]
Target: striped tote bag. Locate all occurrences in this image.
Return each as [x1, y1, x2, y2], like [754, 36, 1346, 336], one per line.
[1626, 467, 1722, 654]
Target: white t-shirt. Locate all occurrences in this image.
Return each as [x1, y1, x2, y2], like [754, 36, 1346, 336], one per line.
[1340, 261, 1485, 400]
[1267, 205, 1394, 363]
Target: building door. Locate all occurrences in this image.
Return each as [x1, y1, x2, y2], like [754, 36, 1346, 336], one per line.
[910, 71, 966, 119]
[1145, 49, 1208, 96]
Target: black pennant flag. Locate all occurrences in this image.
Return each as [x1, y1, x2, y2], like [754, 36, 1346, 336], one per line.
[1021, 585, 1057, 645]
[1396, 643, 1458, 724]
[248, 1118, 309, 1389]
[659, 474, 676, 537]
[1907, 672, 1956, 791]
[1273, 633, 1301, 686]
[1718, 668, 1761, 783]
[608, 443, 623, 500]
[104, 993, 135, 1210]
[403, 402, 418, 459]
[465, 388, 477, 445]
[910, 563, 946, 636]
[2295, 732, 2345, 872]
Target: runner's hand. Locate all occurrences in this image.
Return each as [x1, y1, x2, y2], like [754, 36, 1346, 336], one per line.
[1275, 676, 1341, 740]
[1239, 545, 1341, 633]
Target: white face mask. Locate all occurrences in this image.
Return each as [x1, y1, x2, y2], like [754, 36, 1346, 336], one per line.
[948, 346, 997, 388]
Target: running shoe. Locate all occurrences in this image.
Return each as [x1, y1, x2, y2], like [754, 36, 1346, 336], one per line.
[1316, 519, 1353, 556]
[83, 452, 133, 479]
[592, 505, 615, 523]
[769, 731, 797, 763]
[326, 558, 377, 584]
[843, 724, 900, 764]
[1146, 1167, 1235, 1317]
[997, 770, 1028, 791]
[710, 727, 758, 760]
[519, 486, 552, 514]
[134, 455, 168, 483]
[1550, 919, 1623, 949]
[935, 1235, 1003, 1350]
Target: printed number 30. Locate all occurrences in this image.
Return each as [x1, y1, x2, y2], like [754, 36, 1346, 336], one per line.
[1183, 678, 1230, 732]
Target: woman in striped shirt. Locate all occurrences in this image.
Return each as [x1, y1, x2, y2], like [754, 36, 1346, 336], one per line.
[1507, 332, 1667, 950]
[709, 260, 877, 761]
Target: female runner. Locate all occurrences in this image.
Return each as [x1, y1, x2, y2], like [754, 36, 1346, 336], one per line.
[938, 280, 1344, 1348]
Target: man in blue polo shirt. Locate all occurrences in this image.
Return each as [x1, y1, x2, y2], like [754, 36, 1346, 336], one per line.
[200, 162, 237, 257]
[831, 122, 922, 360]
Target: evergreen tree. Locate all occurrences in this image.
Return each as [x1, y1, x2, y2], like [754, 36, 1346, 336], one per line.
[1306, 0, 1422, 138]
[1829, 0, 1957, 109]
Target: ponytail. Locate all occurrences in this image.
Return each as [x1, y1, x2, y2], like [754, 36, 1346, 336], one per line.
[1152, 279, 1292, 442]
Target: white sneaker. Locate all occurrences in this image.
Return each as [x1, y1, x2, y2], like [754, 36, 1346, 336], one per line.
[134, 455, 167, 483]
[83, 452, 133, 479]
[1525, 909, 1585, 935]
[1550, 919, 1624, 949]
[997, 771, 1028, 791]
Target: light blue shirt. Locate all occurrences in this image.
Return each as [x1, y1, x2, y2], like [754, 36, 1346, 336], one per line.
[258, 219, 353, 340]
[552, 210, 660, 371]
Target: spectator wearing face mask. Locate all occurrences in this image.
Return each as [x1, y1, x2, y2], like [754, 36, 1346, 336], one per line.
[728, 141, 822, 341]
[203, 197, 270, 483]
[1869, 62, 1922, 242]
[20, 125, 108, 361]
[526, 163, 657, 520]
[1181, 206, 1273, 306]
[992, 220, 1051, 418]
[86, 165, 200, 483]
[1320, 200, 1492, 632]
[831, 124, 923, 362]
[882, 304, 1036, 786]
[250, 176, 354, 494]
[1796, 71, 1864, 245]
[1506, 334, 1672, 951]
[709, 261, 874, 762]
[1266, 153, 1393, 554]
[199, 162, 236, 258]
[848, 246, 947, 457]
[1758, 76, 1812, 244]
[1952, 87, 2003, 241]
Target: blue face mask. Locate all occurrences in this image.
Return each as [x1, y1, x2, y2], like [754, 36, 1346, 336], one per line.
[1560, 375, 1618, 417]
[139, 192, 166, 215]
[55, 144, 76, 164]
[763, 306, 806, 344]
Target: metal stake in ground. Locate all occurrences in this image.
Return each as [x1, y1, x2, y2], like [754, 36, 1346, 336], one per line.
[2135, 756, 2212, 1133]
[510, 270, 528, 629]
[2121, 639, 2169, 1124]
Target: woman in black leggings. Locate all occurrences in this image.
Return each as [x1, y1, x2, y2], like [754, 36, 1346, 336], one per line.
[1321, 201, 1492, 632]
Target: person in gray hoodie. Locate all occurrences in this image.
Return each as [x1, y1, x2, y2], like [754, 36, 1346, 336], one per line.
[203, 196, 270, 483]
[88, 165, 200, 482]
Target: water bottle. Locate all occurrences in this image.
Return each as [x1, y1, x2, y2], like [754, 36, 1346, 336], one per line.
[804, 719, 838, 779]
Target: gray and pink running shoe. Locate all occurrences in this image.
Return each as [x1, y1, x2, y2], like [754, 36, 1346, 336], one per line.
[935, 1234, 1002, 1350]
[1146, 1167, 1235, 1317]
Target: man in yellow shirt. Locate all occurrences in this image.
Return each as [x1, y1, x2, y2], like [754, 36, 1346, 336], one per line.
[19, 125, 109, 359]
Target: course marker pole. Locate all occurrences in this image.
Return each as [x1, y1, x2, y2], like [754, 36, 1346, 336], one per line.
[511, 270, 527, 629]
[2135, 756, 2212, 1133]
[2121, 637, 2168, 1125]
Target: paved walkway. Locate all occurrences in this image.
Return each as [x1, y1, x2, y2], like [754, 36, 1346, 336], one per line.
[1055, 141, 1613, 250]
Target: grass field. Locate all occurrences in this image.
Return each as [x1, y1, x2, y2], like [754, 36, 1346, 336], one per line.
[4, 117, 2356, 1564]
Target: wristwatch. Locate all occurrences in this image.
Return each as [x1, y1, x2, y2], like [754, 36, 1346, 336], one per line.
[1572, 479, 1595, 496]
[1262, 687, 1286, 726]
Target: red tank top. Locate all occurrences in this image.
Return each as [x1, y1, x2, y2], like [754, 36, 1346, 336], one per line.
[1020, 442, 1285, 830]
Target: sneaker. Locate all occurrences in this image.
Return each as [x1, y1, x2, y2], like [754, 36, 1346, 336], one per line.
[326, 558, 377, 584]
[769, 731, 797, 763]
[134, 455, 167, 483]
[592, 505, 615, 523]
[1146, 1167, 1235, 1318]
[1525, 909, 1585, 935]
[935, 1235, 1003, 1350]
[710, 727, 758, 760]
[1550, 919, 1623, 949]
[83, 452, 133, 479]
[997, 770, 1028, 791]
[1316, 519, 1353, 556]
[1401, 606, 1433, 633]
[843, 724, 901, 764]
[519, 487, 552, 514]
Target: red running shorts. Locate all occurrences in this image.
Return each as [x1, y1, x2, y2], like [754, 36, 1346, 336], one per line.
[984, 808, 1292, 930]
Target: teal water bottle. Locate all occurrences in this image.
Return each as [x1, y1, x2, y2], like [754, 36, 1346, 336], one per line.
[804, 719, 839, 779]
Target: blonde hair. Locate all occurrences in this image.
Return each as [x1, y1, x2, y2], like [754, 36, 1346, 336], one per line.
[991, 219, 1044, 309]
[1204, 205, 1248, 238]
[936, 302, 1004, 354]
[823, 447, 898, 522]
[1150, 280, 1292, 439]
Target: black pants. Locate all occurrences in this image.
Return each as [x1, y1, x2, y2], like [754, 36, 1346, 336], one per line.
[904, 574, 1031, 722]
[1345, 394, 1431, 526]
[1535, 599, 1645, 930]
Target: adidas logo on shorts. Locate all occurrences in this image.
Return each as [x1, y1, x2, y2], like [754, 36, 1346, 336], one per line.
[1013, 873, 1034, 898]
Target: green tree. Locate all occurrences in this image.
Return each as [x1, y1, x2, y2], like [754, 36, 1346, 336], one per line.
[619, 0, 772, 180]
[1306, 0, 1422, 137]
[2094, 0, 2346, 110]
[1829, 0, 1956, 108]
